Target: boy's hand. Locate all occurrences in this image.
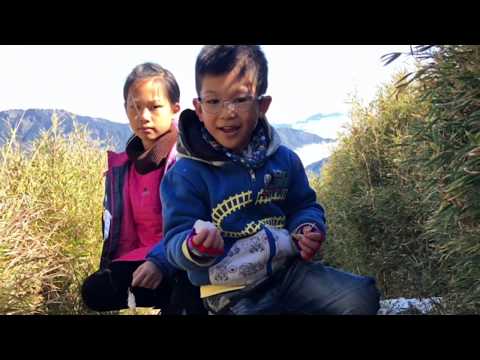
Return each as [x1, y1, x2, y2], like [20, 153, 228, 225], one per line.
[188, 228, 224, 257]
[131, 261, 163, 289]
[293, 225, 325, 261]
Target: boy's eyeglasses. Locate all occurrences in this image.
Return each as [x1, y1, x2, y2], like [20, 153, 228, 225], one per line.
[198, 95, 264, 115]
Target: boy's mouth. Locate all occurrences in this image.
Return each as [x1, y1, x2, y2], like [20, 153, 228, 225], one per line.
[218, 126, 240, 134]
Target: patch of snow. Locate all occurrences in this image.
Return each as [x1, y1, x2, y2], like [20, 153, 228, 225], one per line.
[378, 297, 443, 315]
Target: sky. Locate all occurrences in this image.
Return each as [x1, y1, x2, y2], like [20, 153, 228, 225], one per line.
[0, 45, 415, 126]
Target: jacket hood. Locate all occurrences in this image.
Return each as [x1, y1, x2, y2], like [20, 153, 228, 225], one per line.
[176, 109, 282, 167]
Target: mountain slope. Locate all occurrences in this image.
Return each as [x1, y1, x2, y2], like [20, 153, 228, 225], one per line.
[305, 157, 329, 175]
[274, 127, 335, 149]
[0, 109, 132, 151]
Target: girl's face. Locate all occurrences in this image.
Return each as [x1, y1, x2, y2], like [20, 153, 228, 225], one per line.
[125, 77, 180, 150]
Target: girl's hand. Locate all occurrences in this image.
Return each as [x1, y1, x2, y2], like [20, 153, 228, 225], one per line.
[131, 261, 163, 289]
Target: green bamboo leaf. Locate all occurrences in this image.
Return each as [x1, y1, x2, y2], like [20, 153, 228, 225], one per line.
[381, 52, 403, 66]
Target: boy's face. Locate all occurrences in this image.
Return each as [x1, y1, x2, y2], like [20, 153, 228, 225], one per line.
[125, 77, 180, 150]
[193, 68, 271, 153]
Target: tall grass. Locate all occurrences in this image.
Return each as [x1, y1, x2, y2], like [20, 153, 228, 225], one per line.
[402, 45, 480, 313]
[311, 75, 441, 300]
[312, 45, 480, 313]
[0, 112, 107, 314]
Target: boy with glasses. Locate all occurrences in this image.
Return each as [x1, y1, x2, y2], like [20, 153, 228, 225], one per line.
[148, 45, 380, 314]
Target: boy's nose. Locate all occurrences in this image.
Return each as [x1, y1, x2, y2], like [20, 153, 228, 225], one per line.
[220, 101, 237, 117]
[225, 101, 236, 111]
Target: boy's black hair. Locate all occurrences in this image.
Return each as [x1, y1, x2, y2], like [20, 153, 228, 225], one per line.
[195, 45, 268, 96]
[123, 62, 180, 105]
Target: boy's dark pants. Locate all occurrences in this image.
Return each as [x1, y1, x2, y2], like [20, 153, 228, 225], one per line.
[205, 258, 381, 315]
[81, 260, 206, 314]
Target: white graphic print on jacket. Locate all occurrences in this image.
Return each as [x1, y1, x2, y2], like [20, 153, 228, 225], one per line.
[208, 226, 298, 287]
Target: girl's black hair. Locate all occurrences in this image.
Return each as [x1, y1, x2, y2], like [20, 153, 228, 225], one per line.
[123, 62, 180, 104]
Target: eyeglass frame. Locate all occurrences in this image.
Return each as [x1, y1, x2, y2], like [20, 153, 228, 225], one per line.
[197, 94, 265, 115]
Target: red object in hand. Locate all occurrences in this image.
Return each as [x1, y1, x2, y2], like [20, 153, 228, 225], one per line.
[187, 230, 224, 257]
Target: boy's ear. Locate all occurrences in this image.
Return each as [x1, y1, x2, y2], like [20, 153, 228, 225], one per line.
[193, 98, 204, 122]
[258, 96, 272, 117]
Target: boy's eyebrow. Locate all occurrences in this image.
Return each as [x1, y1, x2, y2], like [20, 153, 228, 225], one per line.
[201, 89, 252, 98]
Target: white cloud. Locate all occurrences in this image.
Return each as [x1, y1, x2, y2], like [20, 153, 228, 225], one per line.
[293, 142, 338, 167]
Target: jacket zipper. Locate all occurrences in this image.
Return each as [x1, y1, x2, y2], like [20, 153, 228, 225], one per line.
[249, 169, 256, 182]
[102, 169, 115, 268]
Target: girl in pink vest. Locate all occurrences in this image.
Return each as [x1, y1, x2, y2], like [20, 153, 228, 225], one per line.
[81, 63, 206, 314]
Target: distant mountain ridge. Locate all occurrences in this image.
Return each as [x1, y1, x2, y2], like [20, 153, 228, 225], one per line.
[0, 109, 132, 151]
[275, 111, 346, 129]
[275, 127, 335, 149]
[0, 109, 333, 152]
[303, 112, 344, 122]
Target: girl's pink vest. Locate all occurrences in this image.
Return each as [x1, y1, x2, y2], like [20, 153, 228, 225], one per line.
[99, 143, 176, 268]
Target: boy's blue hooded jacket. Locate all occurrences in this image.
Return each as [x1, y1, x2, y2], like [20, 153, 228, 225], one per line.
[147, 110, 326, 296]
